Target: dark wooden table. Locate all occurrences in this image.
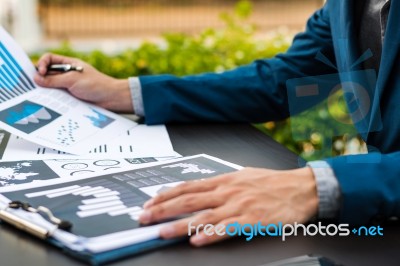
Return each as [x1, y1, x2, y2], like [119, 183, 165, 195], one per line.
[0, 124, 399, 266]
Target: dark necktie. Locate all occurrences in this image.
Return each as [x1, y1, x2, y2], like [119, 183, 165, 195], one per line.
[356, 0, 390, 73]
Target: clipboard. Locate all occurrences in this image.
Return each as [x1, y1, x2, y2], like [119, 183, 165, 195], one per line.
[0, 201, 181, 265]
[0, 154, 242, 265]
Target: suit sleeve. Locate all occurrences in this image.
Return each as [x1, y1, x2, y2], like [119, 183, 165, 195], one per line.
[325, 151, 400, 225]
[139, 4, 337, 124]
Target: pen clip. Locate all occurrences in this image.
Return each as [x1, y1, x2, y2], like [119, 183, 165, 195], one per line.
[8, 201, 72, 231]
[0, 201, 72, 240]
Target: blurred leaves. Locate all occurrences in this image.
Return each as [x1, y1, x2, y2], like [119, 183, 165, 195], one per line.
[31, 1, 289, 78]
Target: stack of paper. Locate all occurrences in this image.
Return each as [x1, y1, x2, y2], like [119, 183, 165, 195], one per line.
[0, 26, 249, 265]
[0, 26, 180, 189]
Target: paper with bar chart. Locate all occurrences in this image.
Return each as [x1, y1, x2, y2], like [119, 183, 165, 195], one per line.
[0, 125, 178, 161]
[0, 155, 242, 253]
[0, 27, 137, 154]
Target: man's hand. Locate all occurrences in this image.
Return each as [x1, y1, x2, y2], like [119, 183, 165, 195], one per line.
[139, 167, 318, 246]
[34, 53, 133, 112]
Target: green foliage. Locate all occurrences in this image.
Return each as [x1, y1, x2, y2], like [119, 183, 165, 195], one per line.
[31, 0, 363, 161]
[31, 0, 290, 78]
[234, 0, 252, 18]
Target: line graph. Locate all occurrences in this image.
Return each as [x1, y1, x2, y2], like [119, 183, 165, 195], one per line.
[0, 42, 35, 102]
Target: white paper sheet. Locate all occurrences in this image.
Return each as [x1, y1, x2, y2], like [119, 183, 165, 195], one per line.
[0, 155, 181, 189]
[0, 125, 177, 160]
[0, 27, 137, 154]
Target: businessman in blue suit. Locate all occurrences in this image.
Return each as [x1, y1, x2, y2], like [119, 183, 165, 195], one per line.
[35, 0, 400, 246]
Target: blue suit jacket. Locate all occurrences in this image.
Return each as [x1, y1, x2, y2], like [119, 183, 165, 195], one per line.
[139, 0, 400, 225]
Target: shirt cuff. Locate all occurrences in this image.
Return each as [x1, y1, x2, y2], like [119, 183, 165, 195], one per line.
[307, 161, 341, 219]
[128, 77, 145, 117]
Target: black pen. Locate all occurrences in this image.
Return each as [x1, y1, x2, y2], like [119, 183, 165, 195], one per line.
[36, 64, 84, 73]
[47, 64, 84, 72]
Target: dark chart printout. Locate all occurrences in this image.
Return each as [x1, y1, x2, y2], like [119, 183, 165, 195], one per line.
[2, 156, 238, 237]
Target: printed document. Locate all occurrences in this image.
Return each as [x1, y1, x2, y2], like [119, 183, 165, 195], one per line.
[0, 155, 182, 188]
[0, 27, 136, 154]
[0, 155, 242, 253]
[0, 125, 177, 160]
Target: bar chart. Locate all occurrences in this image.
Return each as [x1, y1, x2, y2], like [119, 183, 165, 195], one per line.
[2, 156, 239, 237]
[26, 179, 145, 221]
[0, 42, 35, 102]
[22, 161, 221, 223]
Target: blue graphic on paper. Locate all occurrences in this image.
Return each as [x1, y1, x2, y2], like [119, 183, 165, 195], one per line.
[85, 108, 114, 128]
[0, 101, 61, 134]
[0, 42, 35, 102]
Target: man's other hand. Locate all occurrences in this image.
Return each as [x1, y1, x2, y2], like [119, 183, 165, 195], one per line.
[139, 167, 319, 246]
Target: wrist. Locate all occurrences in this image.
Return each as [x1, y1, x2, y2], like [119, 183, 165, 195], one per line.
[108, 79, 134, 113]
[289, 167, 319, 220]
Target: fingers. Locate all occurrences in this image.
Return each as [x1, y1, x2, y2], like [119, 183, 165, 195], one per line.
[34, 53, 84, 89]
[34, 71, 76, 89]
[36, 53, 53, 75]
[158, 205, 260, 247]
[140, 191, 225, 225]
[159, 206, 239, 239]
[36, 53, 81, 75]
[189, 215, 254, 247]
[144, 172, 234, 209]
[143, 179, 219, 209]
